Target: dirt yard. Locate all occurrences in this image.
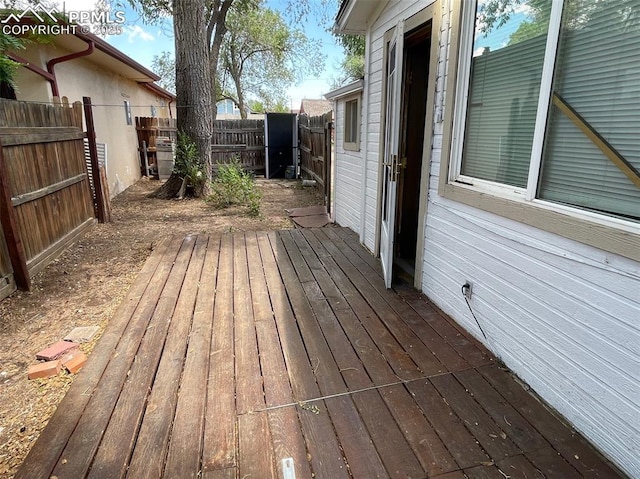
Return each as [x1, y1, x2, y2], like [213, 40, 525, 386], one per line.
[0, 177, 323, 478]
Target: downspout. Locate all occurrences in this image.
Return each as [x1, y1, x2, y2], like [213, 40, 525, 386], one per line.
[7, 53, 56, 93]
[9, 39, 95, 99]
[46, 39, 95, 97]
[168, 98, 173, 118]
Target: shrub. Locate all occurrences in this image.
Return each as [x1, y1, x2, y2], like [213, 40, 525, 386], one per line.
[173, 131, 207, 195]
[207, 160, 262, 216]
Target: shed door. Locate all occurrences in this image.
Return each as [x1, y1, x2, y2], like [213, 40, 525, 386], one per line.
[380, 22, 404, 289]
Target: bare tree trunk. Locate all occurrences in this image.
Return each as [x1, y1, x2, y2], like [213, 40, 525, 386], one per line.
[175, 0, 212, 183]
[153, 0, 213, 199]
[208, 0, 233, 121]
[233, 73, 247, 119]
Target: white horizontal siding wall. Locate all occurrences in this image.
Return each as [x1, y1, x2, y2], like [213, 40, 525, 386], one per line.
[419, 1, 640, 476]
[333, 99, 363, 232]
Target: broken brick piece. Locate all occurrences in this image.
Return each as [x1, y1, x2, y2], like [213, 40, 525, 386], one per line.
[28, 360, 62, 380]
[35, 341, 79, 361]
[61, 350, 87, 374]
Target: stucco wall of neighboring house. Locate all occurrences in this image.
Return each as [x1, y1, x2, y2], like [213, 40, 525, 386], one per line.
[352, 0, 639, 476]
[14, 43, 171, 197]
[331, 96, 363, 232]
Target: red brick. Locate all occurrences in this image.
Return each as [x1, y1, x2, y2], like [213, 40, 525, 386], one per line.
[28, 360, 62, 380]
[61, 350, 87, 374]
[35, 341, 78, 361]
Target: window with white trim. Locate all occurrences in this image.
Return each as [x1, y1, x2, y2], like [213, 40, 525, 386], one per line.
[451, 0, 640, 222]
[344, 96, 360, 151]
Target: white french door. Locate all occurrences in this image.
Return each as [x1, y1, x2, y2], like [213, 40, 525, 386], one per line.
[380, 22, 404, 288]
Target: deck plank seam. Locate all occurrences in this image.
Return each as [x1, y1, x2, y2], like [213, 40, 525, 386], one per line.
[249, 367, 477, 414]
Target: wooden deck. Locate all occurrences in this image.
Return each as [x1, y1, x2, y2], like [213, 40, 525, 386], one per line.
[17, 228, 623, 479]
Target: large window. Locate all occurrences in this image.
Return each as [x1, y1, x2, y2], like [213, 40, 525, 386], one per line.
[450, 0, 640, 224]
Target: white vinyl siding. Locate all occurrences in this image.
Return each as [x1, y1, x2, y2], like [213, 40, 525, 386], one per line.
[355, 0, 640, 476]
[333, 99, 363, 232]
[423, 1, 640, 476]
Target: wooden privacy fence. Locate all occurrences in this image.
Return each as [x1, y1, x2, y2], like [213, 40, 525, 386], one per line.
[212, 119, 265, 172]
[0, 98, 105, 300]
[299, 112, 333, 209]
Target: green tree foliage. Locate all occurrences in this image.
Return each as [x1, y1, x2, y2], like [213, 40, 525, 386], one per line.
[0, 1, 56, 98]
[151, 51, 175, 94]
[480, 0, 639, 45]
[219, 2, 324, 118]
[0, 32, 24, 93]
[332, 33, 365, 88]
[270, 101, 290, 113]
[247, 99, 264, 113]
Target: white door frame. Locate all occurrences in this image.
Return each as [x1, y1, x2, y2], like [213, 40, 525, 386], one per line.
[375, 3, 441, 290]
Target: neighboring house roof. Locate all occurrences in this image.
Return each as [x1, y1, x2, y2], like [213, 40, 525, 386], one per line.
[299, 99, 332, 117]
[325, 79, 364, 101]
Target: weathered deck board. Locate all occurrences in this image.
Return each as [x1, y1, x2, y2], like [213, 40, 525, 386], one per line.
[16, 228, 625, 479]
[14, 236, 177, 479]
[203, 235, 236, 472]
[51, 236, 196, 479]
[90, 235, 206, 479]
[162, 236, 219, 479]
[256, 231, 351, 478]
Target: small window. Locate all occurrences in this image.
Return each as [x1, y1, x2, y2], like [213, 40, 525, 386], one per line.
[344, 97, 360, 151]
[150, 105, 157, 117]
[124, 100, 132, 125]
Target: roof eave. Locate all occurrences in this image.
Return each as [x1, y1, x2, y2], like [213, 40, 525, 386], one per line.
[325, 79, 364, 101]
[140, 82, 176, 100]
[334, 0, 382, 34]
[76, 30, 160, 82]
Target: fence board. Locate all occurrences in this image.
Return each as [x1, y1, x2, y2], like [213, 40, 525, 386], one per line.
[299, 113, 333, 210]
[212, 119, 265, 172]
[0, 99, 96, 296]
[0, 127, 85, 146]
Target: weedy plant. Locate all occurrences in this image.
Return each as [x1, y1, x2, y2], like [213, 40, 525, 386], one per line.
[207, 159, 262, 217]
[173, 131, 207, 197]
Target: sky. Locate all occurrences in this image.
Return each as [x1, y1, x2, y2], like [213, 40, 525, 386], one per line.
[97, 0, 345, 109]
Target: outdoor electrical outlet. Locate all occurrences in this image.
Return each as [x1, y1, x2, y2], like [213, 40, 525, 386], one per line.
[462, 282, 473, 300]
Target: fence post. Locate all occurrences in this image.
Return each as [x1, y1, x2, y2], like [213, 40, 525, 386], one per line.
[325, 118, 333, 215]
[83, 96, 106, 223]
[0, 140, 30, 290]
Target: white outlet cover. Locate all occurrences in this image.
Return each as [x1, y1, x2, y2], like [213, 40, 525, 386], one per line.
[282, 457, 296, 479]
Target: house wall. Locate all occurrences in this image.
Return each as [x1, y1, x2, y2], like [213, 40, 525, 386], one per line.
[14, 43, 171, 197]
[343, 0, 640, 476]
[332, 96, 363, 232]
